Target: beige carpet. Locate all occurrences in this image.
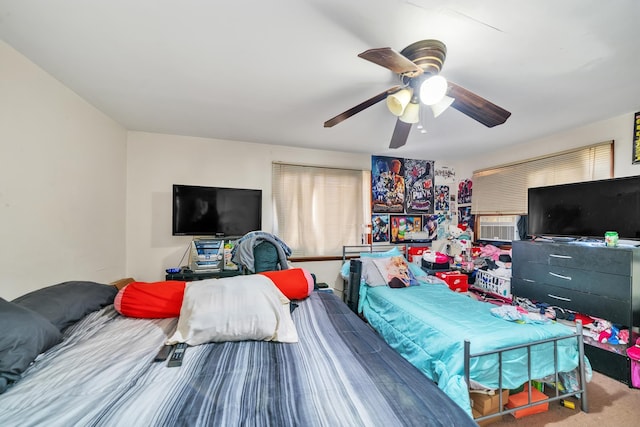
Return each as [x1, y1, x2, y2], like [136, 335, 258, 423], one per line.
[487, 372, 639, 426]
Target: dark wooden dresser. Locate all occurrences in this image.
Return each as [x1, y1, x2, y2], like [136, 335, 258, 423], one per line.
[512, 240, 640, 385]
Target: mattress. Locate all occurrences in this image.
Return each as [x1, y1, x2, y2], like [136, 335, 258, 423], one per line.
[0, 292, 476, 427]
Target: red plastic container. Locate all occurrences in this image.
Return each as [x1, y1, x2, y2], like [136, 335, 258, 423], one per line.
[435, 271, 469, 292]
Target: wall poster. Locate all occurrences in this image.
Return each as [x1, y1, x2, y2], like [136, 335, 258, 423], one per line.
[404, 159, 435, 214]
[458, 178, 472, 204]
[423, 213, 445, 240]
[434, 185, 450, 211]
[389, 215, 422, 243]
[372, 156, 406, 213]
[458, 206, 474, 234]
[434, 165, 456, 184]
[372, 214, 390, 243]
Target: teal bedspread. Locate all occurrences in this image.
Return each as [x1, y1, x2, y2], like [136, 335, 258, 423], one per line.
[360, 281, 582, 415]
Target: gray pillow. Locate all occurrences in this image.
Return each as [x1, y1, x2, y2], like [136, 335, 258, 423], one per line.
[0, 298, 62, 393]
[13, 281, 117, 331]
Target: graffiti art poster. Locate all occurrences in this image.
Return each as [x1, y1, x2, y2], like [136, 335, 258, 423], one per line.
[404, 158, 434, 214]
[434, 165, 456, 184]
[371, 156, 406, 213]
[390, 215, 422, 243]
[458, 178, 472, 204]
[371, 214, 390, 243]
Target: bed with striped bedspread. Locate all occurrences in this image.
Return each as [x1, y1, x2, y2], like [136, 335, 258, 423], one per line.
[0, 291, 475, 427]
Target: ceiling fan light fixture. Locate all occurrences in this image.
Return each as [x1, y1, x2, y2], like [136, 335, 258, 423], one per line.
[386, 88, 413, 116]
[431, 95, 455, 118]
[399, 101, 420, 124]
[420, 75, 448, 106]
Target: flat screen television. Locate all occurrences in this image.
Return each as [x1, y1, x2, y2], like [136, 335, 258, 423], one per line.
[527, 176, 640, 241]
[172, 184, 262, 237]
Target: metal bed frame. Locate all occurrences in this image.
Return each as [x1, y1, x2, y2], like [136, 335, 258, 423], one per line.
[342, 245, 589, 421]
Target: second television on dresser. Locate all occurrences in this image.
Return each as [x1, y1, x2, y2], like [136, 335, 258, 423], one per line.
[527, 175, 640, 242]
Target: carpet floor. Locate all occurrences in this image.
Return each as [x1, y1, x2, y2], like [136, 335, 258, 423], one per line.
[485, 371, 639, 426]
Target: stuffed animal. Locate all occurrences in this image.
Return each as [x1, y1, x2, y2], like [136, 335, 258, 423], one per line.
[598, 325, 627, 345]
[446, 224, 473, 260]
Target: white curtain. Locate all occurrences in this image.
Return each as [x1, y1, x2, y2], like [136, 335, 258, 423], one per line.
[272, 163, 368, 257]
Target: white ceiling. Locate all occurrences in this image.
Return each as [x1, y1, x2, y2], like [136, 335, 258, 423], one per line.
[1, 0, 639, 161]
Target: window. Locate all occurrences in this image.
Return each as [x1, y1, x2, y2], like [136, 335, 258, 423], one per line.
[472, 141, 613, 215]
[472, 141, 613, 241]
[272, 163, 369, 257]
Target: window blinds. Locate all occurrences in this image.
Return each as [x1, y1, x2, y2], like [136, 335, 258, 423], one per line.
[472, 141, 613, 215]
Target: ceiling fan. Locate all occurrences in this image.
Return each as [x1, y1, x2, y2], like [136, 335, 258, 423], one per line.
[324, 39, 511, 149]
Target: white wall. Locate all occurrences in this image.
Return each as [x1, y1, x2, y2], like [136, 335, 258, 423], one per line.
[125, 132, 372, 293]
[455, 113, 640, 178]
[0, 41, 128, 300]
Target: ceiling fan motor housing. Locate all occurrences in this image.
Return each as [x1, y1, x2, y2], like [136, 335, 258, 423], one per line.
[400, 39, 447, 76]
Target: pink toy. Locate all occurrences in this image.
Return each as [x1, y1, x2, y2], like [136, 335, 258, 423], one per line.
[627, 338, 640, 361]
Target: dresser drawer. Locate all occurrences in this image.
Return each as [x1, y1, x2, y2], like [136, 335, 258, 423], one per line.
[513, 262, 631, 300]
[511, 279, 629, 324]
[513, 242, 631, 275]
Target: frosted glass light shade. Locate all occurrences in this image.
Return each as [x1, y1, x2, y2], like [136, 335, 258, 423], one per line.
[386, 88, 413, 116]
[431, 95, 455, 117]
[399, 102, 420, 123]
[420, 75, 448, 106]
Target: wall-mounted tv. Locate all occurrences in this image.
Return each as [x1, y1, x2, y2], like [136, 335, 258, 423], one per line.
[527, 176, 640, 241]
[172, 184, 262, 237]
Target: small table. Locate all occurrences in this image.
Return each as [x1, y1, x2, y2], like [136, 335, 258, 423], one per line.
[165, 269, 243, 281]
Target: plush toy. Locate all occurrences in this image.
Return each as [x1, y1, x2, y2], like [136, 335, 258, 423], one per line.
[598, 325, 626, 345]
[445, 224, 473, 261]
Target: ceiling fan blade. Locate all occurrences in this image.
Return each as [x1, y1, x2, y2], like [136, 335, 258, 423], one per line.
[324, 86, 401, 128]
[358, 47, 423, 78]
[447, 82, 511, 128]
[389, 119, 412, 149]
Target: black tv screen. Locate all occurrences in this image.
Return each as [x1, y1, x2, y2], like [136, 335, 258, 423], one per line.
[527, 176, 640, 241]
[172, 185, 262, 237]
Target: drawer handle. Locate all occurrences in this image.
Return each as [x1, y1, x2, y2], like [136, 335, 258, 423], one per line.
[549, 272, 572, 280]
[549, 254, 572, 259]
[547, 293, 572, 302]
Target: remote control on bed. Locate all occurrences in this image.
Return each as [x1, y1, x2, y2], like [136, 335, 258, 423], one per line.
[153, 344, 174, 362]
[167, 343, 187, 367]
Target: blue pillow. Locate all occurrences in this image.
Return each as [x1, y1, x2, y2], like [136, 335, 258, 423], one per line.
[0, 298, 61, 393]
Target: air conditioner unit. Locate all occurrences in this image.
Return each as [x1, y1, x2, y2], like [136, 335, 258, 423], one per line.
[478, 215, 520, 242]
